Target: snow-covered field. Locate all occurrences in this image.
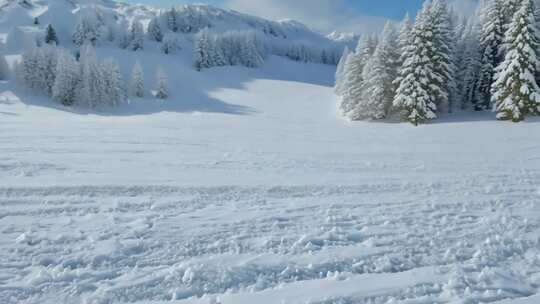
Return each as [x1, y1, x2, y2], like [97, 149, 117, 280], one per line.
[2, 57, 540, 303]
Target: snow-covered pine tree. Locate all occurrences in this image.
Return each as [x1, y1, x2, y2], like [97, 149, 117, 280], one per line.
[52, 50, 80, 106]
[147, 16, 163, 42]
[101, 58, 125, 106]
[78, 43, 104, 107]
[397, 13, 413, 55]
[352, 22, 400, 120]
[20, 42, 39, 89]
[210, 36, 227, 66]
[339, 35, 377, 118]
[0, 54, 10, 80]
[130, 61, 145, 98]
[393, 1, 439, 125]
[194, 29, 212, 71]
[476, 0, 506, 110]
[167, 7, 178, 32]
[458, 16, 483, 110]
[240, 33, 264, 68]
[45, 24, 59, 45]
[155, 68, 168, 100]
[393, 13, 413, 97]
[73, 13, 99, 46]
[429, 0, 456, 113]
[491, 0, 540, 121]
[130, 21, 145, 51]
[36, 45, 58, 96]
[503, 0, 522, 24]
[116, 20, 131, 49]
[161, 33, 179, 54]
[334, 46, 351, 96]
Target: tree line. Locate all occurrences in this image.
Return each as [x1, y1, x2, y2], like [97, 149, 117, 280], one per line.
[335, 0, 540, 124]
[14, 43, 169, 107]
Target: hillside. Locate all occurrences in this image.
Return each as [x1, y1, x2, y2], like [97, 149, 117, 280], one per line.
[0, 0, 345, 54]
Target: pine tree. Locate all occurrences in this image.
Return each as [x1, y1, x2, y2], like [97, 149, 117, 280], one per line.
[353, 22, 400, 120]
[476, 0, 506, 110]
[45, 24, 59, 45]
[0, 54, 10, 80]
[20, 42, 39, 89]
[52, 50, 80, 106]
[393, 13, 413, 99]
[458, 16, 483, 110]
[130, 21, 144, 51]
[168, 7, 178, 32]
[210, 36, 227, 66]
[491, 0, 540, 122]
[101, 58, 125, 106]
[155, 68, 168, 100]
[241, 33, 264, 68]
[397, 13, 413, 56]
[194, 29, 212, 71]
[161, 33, 179, 54]
[78, 43, 104, 107]
[429, 0, 456, 113]
[36, 45, 59, 96]
[339, 35, 377, 118]
[73, 14, 99, 46]
[116, 20, 131, 49]
[393, 1, 439, 125]
[147, 16, 163, 42]
[334, 46, 351, 96]
[130, 61, 145, 98]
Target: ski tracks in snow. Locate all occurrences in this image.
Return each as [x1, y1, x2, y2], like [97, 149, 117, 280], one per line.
[0, 176, 540, 304]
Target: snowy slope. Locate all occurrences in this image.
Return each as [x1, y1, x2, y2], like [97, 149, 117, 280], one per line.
[2, 54, 540, 303]
[1, 0, 540, 304]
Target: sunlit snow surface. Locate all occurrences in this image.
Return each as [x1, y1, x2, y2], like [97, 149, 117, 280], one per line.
[2, 54, 540, 303]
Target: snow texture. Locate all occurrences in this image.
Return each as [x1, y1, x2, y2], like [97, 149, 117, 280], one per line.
[1, 0, 540, 303]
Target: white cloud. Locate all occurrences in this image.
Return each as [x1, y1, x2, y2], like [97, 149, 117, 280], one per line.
[223, 0, 388, 34]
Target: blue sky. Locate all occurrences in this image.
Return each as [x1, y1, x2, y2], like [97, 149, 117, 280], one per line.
[125, 0, 476, 33]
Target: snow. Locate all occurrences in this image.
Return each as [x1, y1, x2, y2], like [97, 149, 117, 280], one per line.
[2, 55, 540, 303]
[1, 0, 540, 303]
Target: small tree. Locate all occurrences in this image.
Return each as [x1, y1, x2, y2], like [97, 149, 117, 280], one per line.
[130, 61, 144, 97]
[45, 24, 59, 45]
[334, 46, 351, 96]
[72, 14, 99, 46]
[53, 50, 80, 106]
[102, 58, 125, 106]
[155, 68, 168, 100]
[161, 33, 179, 54]
[194, 29, 212, 71]
[147, 16, 163, 42]
[339, 35, 377, 118]
[168, 7, 178, 32]
[357, 22, 400, 119]
[0, 55, 10, 80]
[130, 21, 144, 51]
[77, 43, 104, 107]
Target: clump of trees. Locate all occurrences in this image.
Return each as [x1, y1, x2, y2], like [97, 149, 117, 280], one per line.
[335, 0, 540, 124]
[16, 43, 170, 107]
